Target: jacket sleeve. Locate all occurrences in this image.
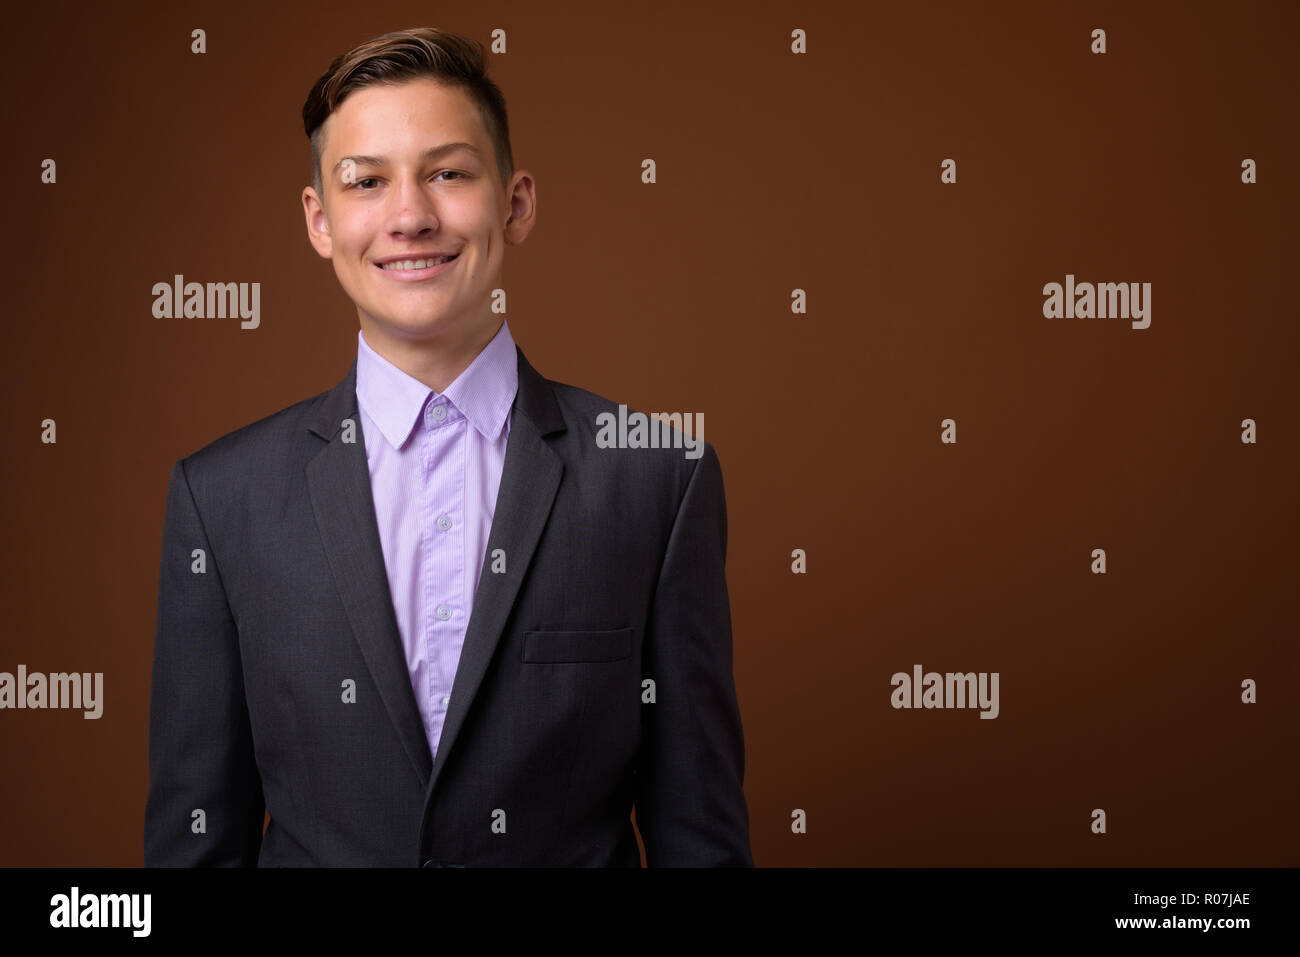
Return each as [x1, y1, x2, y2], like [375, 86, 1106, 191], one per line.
[634, 442, 754, 866]
[144, 457, 265, 866]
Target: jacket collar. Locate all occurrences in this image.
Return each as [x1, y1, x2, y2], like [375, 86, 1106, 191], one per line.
[309, 341, 564, 443]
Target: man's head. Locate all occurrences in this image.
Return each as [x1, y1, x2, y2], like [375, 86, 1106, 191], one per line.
[300, 28, 535, 372]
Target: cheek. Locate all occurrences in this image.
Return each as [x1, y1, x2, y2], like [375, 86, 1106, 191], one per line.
[333, 217, 374, 264]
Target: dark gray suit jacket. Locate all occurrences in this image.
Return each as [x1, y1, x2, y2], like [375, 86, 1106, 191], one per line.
[144, 345, 752, 866]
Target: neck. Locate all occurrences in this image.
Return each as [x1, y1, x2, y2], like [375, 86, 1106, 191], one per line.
[358, 314, 503, 393]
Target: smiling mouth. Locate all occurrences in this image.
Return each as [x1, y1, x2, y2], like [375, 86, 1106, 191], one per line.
[374, 254, 460, 280]
[378, 254, 458, 270]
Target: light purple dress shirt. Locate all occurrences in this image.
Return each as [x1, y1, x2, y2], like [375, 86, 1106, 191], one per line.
[354, 318, 519, 761]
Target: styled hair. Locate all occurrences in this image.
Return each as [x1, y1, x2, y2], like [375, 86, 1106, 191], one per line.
[302, 27, 514, 198]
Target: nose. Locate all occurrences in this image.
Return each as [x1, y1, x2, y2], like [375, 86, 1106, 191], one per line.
[385, 173, 439, 236]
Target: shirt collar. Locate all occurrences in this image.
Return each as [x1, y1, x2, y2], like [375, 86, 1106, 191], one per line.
[355, 318, 518, 450]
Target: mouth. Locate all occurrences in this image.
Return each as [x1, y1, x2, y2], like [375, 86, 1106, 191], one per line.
[373, 253, 460, 281]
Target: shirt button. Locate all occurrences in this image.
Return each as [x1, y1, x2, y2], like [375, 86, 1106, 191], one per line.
[441, 695, 450, 707]
[436, 605, 452, 620]
[437, 515, 452, 531]
[431, 404, 448, 421]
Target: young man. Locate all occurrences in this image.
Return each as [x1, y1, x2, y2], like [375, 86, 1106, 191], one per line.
[144, 27, 752, 867]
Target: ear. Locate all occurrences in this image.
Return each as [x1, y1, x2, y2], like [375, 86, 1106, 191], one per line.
[502, 170, 538, 247]
[302, 186, 333, 259]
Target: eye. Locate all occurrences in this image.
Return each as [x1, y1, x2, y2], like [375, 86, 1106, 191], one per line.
[434, 170, 466, 181]
[352, 177, 379, 190]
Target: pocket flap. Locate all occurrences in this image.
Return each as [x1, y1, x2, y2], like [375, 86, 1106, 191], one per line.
[522, 627, 634, 663]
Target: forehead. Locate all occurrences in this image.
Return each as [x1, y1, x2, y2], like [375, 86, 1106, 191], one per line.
[323, 78, 488, 157]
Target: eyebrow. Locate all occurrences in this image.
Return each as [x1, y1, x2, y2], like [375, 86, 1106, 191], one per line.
[332, 142, 483, 174]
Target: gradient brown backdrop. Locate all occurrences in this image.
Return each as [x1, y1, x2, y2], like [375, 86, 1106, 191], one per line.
[1, 0, 1296, 866]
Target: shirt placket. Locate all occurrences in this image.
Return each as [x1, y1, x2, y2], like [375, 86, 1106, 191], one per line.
[420, 394, 467, 758]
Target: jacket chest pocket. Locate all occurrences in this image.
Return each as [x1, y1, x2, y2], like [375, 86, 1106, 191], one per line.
[522, 628, 633, 663]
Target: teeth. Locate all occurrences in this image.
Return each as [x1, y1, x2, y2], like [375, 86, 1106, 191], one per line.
[381, 256, 454, 270]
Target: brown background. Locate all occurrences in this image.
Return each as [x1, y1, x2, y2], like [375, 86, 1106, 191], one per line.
[1, 0, 1296, 866]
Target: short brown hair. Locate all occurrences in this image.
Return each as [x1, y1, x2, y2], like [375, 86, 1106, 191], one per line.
[302, 27, 514, 198]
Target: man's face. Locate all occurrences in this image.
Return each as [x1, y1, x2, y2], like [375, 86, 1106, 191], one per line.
[302, 78, 529, 349]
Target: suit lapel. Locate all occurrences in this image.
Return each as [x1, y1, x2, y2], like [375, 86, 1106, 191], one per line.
[305, 345, 566, 803]
[306, 358, 433, 788]
[422, 346, 565, 806]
